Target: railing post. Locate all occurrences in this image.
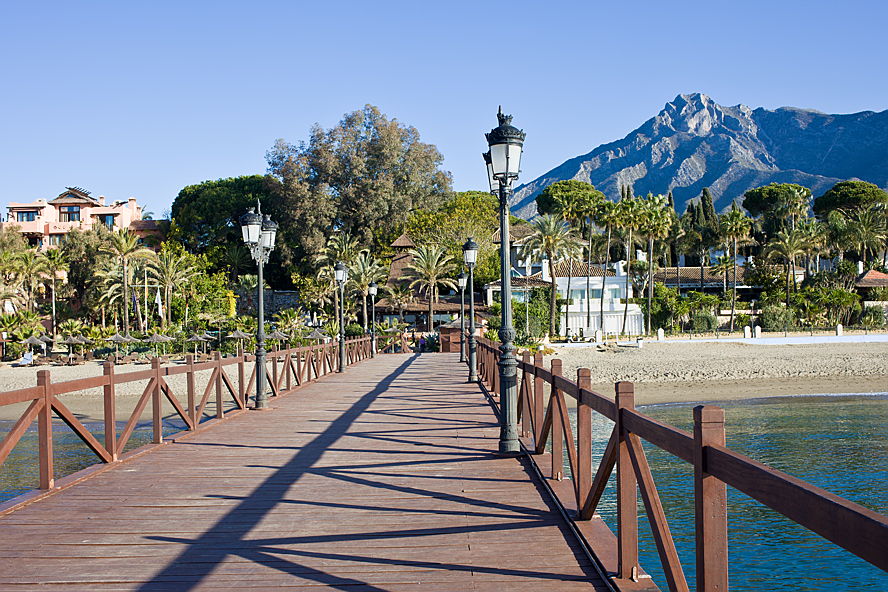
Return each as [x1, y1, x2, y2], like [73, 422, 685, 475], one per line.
[103, 362, 117, 461]
[615, 381, 638, 582]
[271, 351, 279, 395]
[186, 354, 196, 427]
[236, 345, 245, 406]
[694, 405, 728, 592]
[533, 351, 544, 444]
[152, 358, 162, 444]
[577, 368, 592, 518]
[550, 359, 563, 481]
[214, 351, 223, 418]
[520, 352, 531, 437]
[36, 370, 54, 490]
[285, 347, 292, 392]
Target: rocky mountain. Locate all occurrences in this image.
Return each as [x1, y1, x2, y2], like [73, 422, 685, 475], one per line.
[511, 93, 888, 218]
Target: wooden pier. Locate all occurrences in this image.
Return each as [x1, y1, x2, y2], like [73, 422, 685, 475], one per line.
[0, 353, 612, 591]
[1, 338, 886, 591]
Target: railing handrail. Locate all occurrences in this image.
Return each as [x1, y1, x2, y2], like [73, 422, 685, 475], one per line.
[473, 336, 888, 585]
[0, 338, 374, 505]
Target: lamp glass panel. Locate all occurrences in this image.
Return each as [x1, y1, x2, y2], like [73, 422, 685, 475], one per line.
[506, 143, 523, 177]
[243, 222, 261, 244]
[458, 275, 467, 289]
[334, 267, 345, 282]
[260, 230, 273, 249]
[489, 142, 508, 176]
[464, 247, 477, 266]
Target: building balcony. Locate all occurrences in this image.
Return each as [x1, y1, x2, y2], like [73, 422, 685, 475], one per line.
[0, 220, 45, 234]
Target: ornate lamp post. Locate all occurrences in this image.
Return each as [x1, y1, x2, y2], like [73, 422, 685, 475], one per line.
[463, 238, 479, 383]
[457, 273, 467, 362]
[485, 107, 525, 455]
[335, 262, 348, 372]
[368, 281, 378, 357]
[239, 203, 278, 409]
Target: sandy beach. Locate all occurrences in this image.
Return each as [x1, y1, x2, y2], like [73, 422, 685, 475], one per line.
[546, 340, 888, 406]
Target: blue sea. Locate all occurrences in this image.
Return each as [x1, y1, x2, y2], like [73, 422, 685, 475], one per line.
[572, 394, 888, 591]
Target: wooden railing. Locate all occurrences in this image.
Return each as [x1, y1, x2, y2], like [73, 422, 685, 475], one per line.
[0, 336, 372, 498]
[475, 337, 888, 590]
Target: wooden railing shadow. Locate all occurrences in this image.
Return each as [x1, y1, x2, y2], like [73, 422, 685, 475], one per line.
[0, 336, 372, 504]
[474, 337, 888, 591]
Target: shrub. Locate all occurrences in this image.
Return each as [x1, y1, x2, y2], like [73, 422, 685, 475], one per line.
[760, 305, 795, 331]
[344, 323, 364, 337]
[734, 313, 751, 329]
[690, 311, 717, 331]
[858, 306, 887, 328]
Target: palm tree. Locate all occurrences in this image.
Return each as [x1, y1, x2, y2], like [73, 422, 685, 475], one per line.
[43, 249, 68, 335]
[720, 207, 753, 331]
[765, 229, 807, 306]
[222, 243, 250, 282]
[615, 197, 644, 334]
[13, 250, 49, 313]
[520, 215, 582, 338]
[842, 204, 887, 264]
[147, 249, 199, 327]
[349, 251, 387, 330]
[638, 195, 673, 334]
[316, 232, 361, 326]
[102, 230, 153, 333]
[385, 284, 414, 322]
[593, 201, 619, 332]
[404, 245, 456, 332]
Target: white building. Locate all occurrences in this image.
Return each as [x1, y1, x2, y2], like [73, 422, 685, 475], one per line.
[485, 258, 645, 337]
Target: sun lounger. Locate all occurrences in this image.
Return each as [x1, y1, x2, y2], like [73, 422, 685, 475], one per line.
[11, 352, 34, 367]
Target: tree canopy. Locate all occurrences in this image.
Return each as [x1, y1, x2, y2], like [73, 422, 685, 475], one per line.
[535, 180, 605, 218]
[266, 105, 452, 271]
[813, 180, 888, 219]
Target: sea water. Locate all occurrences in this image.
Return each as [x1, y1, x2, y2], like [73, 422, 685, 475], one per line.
[0, 418, 188, 502]
[574, 394, 888, 591]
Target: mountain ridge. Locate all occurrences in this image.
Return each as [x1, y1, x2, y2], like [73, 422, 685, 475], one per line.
[511, 93, 888, 217]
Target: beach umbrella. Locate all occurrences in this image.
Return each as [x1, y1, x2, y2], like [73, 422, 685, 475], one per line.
[73, 335, 92, 355]
[146, 333, 166, 356]
[305, 329, 327, 340]
[38, 334, 54, 345]
[21, 335, 44, 353]
[106, 333, 128, 358]
[186, 334, 206, 355]
[267, 330, 288, 351]
[59, 335, 79, 357]
[226, 329, 251, 354]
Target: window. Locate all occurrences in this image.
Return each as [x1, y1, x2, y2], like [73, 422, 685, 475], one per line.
[59, 206, 80, 222]
[48, 234, 64, 246]
[16, 211, 37, 222]
[97, 214, 115, 229]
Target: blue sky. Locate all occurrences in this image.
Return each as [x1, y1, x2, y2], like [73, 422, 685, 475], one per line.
[2, 1, 886, 217]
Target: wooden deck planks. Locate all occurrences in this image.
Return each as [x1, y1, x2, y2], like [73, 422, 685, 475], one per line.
[0, 353, 608, 591]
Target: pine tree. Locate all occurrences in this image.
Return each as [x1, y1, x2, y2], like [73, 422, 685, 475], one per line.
[701, 188, 718, 228]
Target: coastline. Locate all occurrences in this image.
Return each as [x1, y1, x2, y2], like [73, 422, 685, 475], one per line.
[546, 340, 888, 407]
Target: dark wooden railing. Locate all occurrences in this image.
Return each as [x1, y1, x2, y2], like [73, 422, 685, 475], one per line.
[475, 337, 888, 590]
[0, 336, 372, 497]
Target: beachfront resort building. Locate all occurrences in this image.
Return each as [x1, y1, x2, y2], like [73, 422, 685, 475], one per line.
[0, 187, 163, 249]
[486, 226, 644, 336]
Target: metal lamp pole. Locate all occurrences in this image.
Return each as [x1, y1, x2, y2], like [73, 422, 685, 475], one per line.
[369, 281, 378, 357]
[239, 203, 278, 410]
[484, 107, 525, 456]
[457, 273, 467, 363]
[463, 238, 479, 382]
[335, 262, 348, 372]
